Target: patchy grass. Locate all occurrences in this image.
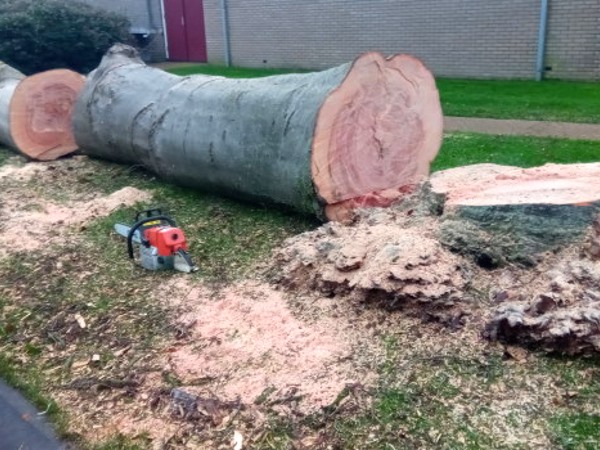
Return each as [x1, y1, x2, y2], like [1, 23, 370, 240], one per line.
[0, 353, 67, 431]
[12, 156, 315, 281]
[0, 155, 315, 448]
[163, 65, 600, 123]
[309, 346, 508, 449]
[3, 151, 600, 448]
[91, 436, 148, 450]
[550, 413, 600, 450]
[268, 339, 600, 449]
[432, 133, 600, 172]
[78, 161, 316, 281]
[0, 243, 171, 438]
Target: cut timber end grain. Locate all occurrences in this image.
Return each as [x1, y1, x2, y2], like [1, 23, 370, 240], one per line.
[430, 163, 600, 207]
[10, 69, 84, 160]
[313, 53, 443, 215]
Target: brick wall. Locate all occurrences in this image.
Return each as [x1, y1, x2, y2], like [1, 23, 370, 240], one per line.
[83, 0, 599, 80]
[78, 0, 166, 62]
[545, 1, 599, 80]
[203, 0, 599, 80]
[203, 0, 540, 78]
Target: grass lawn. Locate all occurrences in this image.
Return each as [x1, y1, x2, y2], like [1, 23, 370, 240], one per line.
[165, 64, 600, 124]
[438, 78, 600, 124]
[433, 133, 600, 171]
[2, 132, 599, 178]
[165, 64, 307, 78]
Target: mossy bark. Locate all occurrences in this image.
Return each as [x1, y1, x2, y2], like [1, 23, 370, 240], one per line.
[439, 202, 600, 267]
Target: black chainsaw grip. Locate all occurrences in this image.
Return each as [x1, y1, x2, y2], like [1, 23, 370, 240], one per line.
[135, 208, 164, 222]
[127, 215, 177, 259]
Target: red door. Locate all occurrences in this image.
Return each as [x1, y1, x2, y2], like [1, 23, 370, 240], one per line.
[163, 0, 207, 62]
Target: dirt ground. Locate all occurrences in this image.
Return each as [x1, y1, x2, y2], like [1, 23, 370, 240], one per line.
[1, 154, 600, 449]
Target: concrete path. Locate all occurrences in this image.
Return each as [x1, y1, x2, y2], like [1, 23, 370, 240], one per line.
[0, 380, 64, 449]
[445, 117, 600, 141]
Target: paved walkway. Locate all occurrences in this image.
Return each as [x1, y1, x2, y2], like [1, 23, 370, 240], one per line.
[0, 380, 64, 449]
[445, 117, 600, 141]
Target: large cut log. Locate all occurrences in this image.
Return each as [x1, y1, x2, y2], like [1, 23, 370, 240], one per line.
[0, 62, 84, 160]
[0, 61, 25, 150]
[430, 163, 600, 267]
[74, 45, 443, 219]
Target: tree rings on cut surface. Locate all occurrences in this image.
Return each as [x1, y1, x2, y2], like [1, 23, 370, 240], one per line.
[10, 69, 84, 160]
[312, 53, 443, 220]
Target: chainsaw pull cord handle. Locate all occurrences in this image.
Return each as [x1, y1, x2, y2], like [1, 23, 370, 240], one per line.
[127, 215, 177, 260]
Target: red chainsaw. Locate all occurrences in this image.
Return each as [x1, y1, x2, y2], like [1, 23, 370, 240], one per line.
[115, 208, 197, 273]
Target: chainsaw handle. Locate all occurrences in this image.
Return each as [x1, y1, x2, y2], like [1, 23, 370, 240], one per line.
[135, 208, 164, 222]
[127, 215, 177, 259]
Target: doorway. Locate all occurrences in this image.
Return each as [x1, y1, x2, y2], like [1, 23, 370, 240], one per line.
[163, 0, 208, 62]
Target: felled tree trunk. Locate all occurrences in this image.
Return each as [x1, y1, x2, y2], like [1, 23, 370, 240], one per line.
[74, 44, 443, 219]
[430, 163, 600, 267]
[0, 62, 85, 160]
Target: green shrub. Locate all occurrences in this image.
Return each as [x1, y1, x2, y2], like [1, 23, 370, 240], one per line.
[0, 0, 131, 74]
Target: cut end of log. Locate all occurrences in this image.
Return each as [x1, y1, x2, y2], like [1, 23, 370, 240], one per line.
[430, 163, 600, 207]
[312, 52, 443, 220]
[9, 69, 85, 161]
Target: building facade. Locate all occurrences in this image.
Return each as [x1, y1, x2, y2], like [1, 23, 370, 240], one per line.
[87, 0, 599, 80]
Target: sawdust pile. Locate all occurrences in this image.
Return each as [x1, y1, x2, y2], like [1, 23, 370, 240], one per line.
[0, 161, 152, 256]
[273, 206, 466, 307]
[165, 280, 372, 412]
[272, 191, 600, 356]
[0, 158, 48, 181]
[49, 277, 380, 446]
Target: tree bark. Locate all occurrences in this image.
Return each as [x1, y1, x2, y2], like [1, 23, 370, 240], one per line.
[0, 61, 24, 150]
[0, 62, 84, 160]
[74, 44, 443, 219]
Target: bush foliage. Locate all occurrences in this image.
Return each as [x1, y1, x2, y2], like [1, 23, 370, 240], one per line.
[0, 0, 131, 74]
